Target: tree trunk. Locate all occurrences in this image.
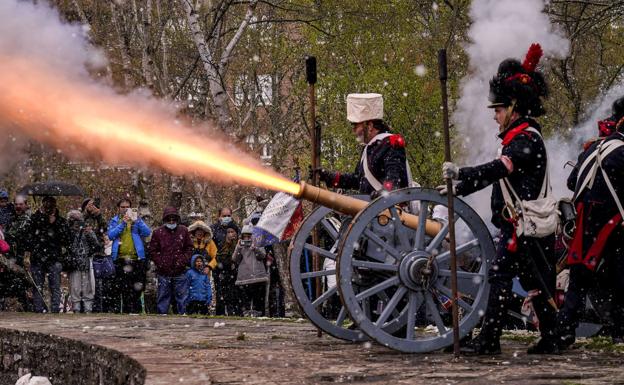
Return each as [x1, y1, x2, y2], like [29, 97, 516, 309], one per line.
[110, 2, 134, 88]
[181, 0, 233, 132]
[133, 0, 155, 91]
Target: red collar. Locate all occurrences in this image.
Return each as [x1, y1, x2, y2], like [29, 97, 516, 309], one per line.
[501, 122, 530, 146]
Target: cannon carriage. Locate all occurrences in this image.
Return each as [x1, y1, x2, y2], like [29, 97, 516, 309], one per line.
[289, 182, 495, 353]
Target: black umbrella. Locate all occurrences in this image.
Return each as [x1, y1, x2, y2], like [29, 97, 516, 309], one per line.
[19, 181, 85, 197]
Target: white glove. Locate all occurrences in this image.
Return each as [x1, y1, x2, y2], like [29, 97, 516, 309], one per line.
[442, 162, 459, 180]
[436, 184, 457, 196]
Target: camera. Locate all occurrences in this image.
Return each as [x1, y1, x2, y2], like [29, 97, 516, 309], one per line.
[126, 208, 138, 222]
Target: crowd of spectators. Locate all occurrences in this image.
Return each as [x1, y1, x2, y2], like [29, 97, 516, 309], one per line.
[0, 189, 285, 317]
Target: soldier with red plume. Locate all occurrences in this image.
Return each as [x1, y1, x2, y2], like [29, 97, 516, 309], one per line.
[440, 44, 560, 355]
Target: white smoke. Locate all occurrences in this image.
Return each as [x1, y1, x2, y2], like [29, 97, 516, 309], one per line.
[454, 0, 570, 223]
[547, 82, 624, 198]
[0, 0, 293, 193]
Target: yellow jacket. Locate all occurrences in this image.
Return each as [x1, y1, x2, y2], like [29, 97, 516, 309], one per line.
[192, 238, 218, 270]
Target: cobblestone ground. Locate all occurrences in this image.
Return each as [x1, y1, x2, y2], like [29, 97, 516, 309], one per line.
[0, 313, 623, 385]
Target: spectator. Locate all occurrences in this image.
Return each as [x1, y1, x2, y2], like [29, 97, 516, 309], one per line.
[81, 198, 107, 245]
[93, 233, 116, 313]
[233, 225, 268, 317]
[214, 223, 240, 316]
[148, 206, 193, 315]
[81, 197, 110, 312]
[28, 196, 71, 313]
[2, 195, 31, 311]
[0, 189, 14, 231]
[5, 195, 31, 268]
[108, 198, 151, 313]
[211, 207, 239, 250]
[66, 210, 100, 313]
[185, 254, 212, 315]
[188, 220, 217, 272]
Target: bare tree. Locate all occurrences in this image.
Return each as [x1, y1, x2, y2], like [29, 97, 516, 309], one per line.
[180, 0, 259, 132]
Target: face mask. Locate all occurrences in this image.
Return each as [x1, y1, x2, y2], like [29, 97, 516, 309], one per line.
[220, 216, 232, 225]
[165, 223, 177, 230]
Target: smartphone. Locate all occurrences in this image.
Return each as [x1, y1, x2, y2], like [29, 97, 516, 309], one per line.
[126, 208, 139, 221]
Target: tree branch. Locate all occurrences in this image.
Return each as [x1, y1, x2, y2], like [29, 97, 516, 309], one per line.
[218, 0, 258, 72]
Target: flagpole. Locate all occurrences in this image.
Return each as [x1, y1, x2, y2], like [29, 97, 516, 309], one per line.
[438, 48, 461, 358]
[306, 55, 323, 338]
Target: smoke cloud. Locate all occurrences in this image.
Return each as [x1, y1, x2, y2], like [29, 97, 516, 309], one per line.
[453, 0, 570, 223]
[546, 82, 624, 197]
[0, 0, 298, 195]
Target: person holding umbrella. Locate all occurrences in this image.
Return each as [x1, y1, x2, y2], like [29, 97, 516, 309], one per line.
[27, 196, 71, 313]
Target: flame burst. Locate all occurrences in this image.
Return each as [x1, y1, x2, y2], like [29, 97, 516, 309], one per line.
[0, 56, 300, 196]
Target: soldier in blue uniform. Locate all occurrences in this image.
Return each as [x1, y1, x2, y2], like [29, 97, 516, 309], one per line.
[441, 44, 560, 355]
[558, 96, 624, 348]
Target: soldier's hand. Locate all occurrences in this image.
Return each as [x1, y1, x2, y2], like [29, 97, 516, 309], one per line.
[308, 166, 326, 182]
[370, 189, 388, 200]
[442, 162, 459, 180]
[436, 184, 456, 196]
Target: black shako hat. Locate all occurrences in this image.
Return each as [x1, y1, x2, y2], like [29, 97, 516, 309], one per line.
[488, 43, 548, 117]
[613, 96, 624, 132]
[598, 96, 624, 136]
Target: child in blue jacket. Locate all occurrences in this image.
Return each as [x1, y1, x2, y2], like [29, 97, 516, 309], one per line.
[186, 254, 212, 315]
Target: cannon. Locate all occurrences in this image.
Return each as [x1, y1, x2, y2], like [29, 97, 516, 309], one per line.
[289, 182, 495, 353]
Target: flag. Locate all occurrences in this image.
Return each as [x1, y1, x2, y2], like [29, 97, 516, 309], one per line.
[252, 192, 304, 247]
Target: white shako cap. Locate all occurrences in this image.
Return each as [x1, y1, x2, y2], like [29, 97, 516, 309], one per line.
[346, 93, 383, 123]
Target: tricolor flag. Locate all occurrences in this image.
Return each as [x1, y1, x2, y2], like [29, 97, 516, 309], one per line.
[252, 192, 304, 247]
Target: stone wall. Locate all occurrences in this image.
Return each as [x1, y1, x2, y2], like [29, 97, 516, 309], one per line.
[0, 328, 145, 385]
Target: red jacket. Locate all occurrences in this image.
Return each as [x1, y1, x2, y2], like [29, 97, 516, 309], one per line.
[148, 224, 193, 277]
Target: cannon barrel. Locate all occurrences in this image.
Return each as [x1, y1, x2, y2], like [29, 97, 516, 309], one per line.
[294, 181, 442, 236]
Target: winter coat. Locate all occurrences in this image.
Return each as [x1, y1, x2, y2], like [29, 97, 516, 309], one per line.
[215, 240, 237, 271]
[321, 133, 409, 194]
[188, 220, 218, 270]
[211, 221, 240, 250]
[185, 254, 212, 304]
[66, 228, 101, 272]
[0, 203, 15, 230]
[83, 212, 107, 256]
[567, 132, 624, 258]
[455, 118, 548, 229]
[27, 208, 71, 266]
[192, 238, 218, 270]
[5, 212, 30, 265]
[233, 243, 268, 286]
[149, 224, 193, 277]
[108, 216, 151, 261]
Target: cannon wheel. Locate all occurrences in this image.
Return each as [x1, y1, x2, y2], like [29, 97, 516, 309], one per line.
[289, 201, 408, 341]
[289, 204, 366, 341]
[337, 187, 494, 353]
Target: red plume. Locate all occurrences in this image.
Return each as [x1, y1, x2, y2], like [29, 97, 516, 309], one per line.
[522, 43, 543, 72]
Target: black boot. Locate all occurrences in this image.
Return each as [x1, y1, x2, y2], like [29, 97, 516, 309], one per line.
[527, 337, 561, 354]
[557, 334, 575, 350]
[460, 336, 501, 356]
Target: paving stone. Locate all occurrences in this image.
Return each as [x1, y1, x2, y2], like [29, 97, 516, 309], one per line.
[0, 313, 623, 384]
